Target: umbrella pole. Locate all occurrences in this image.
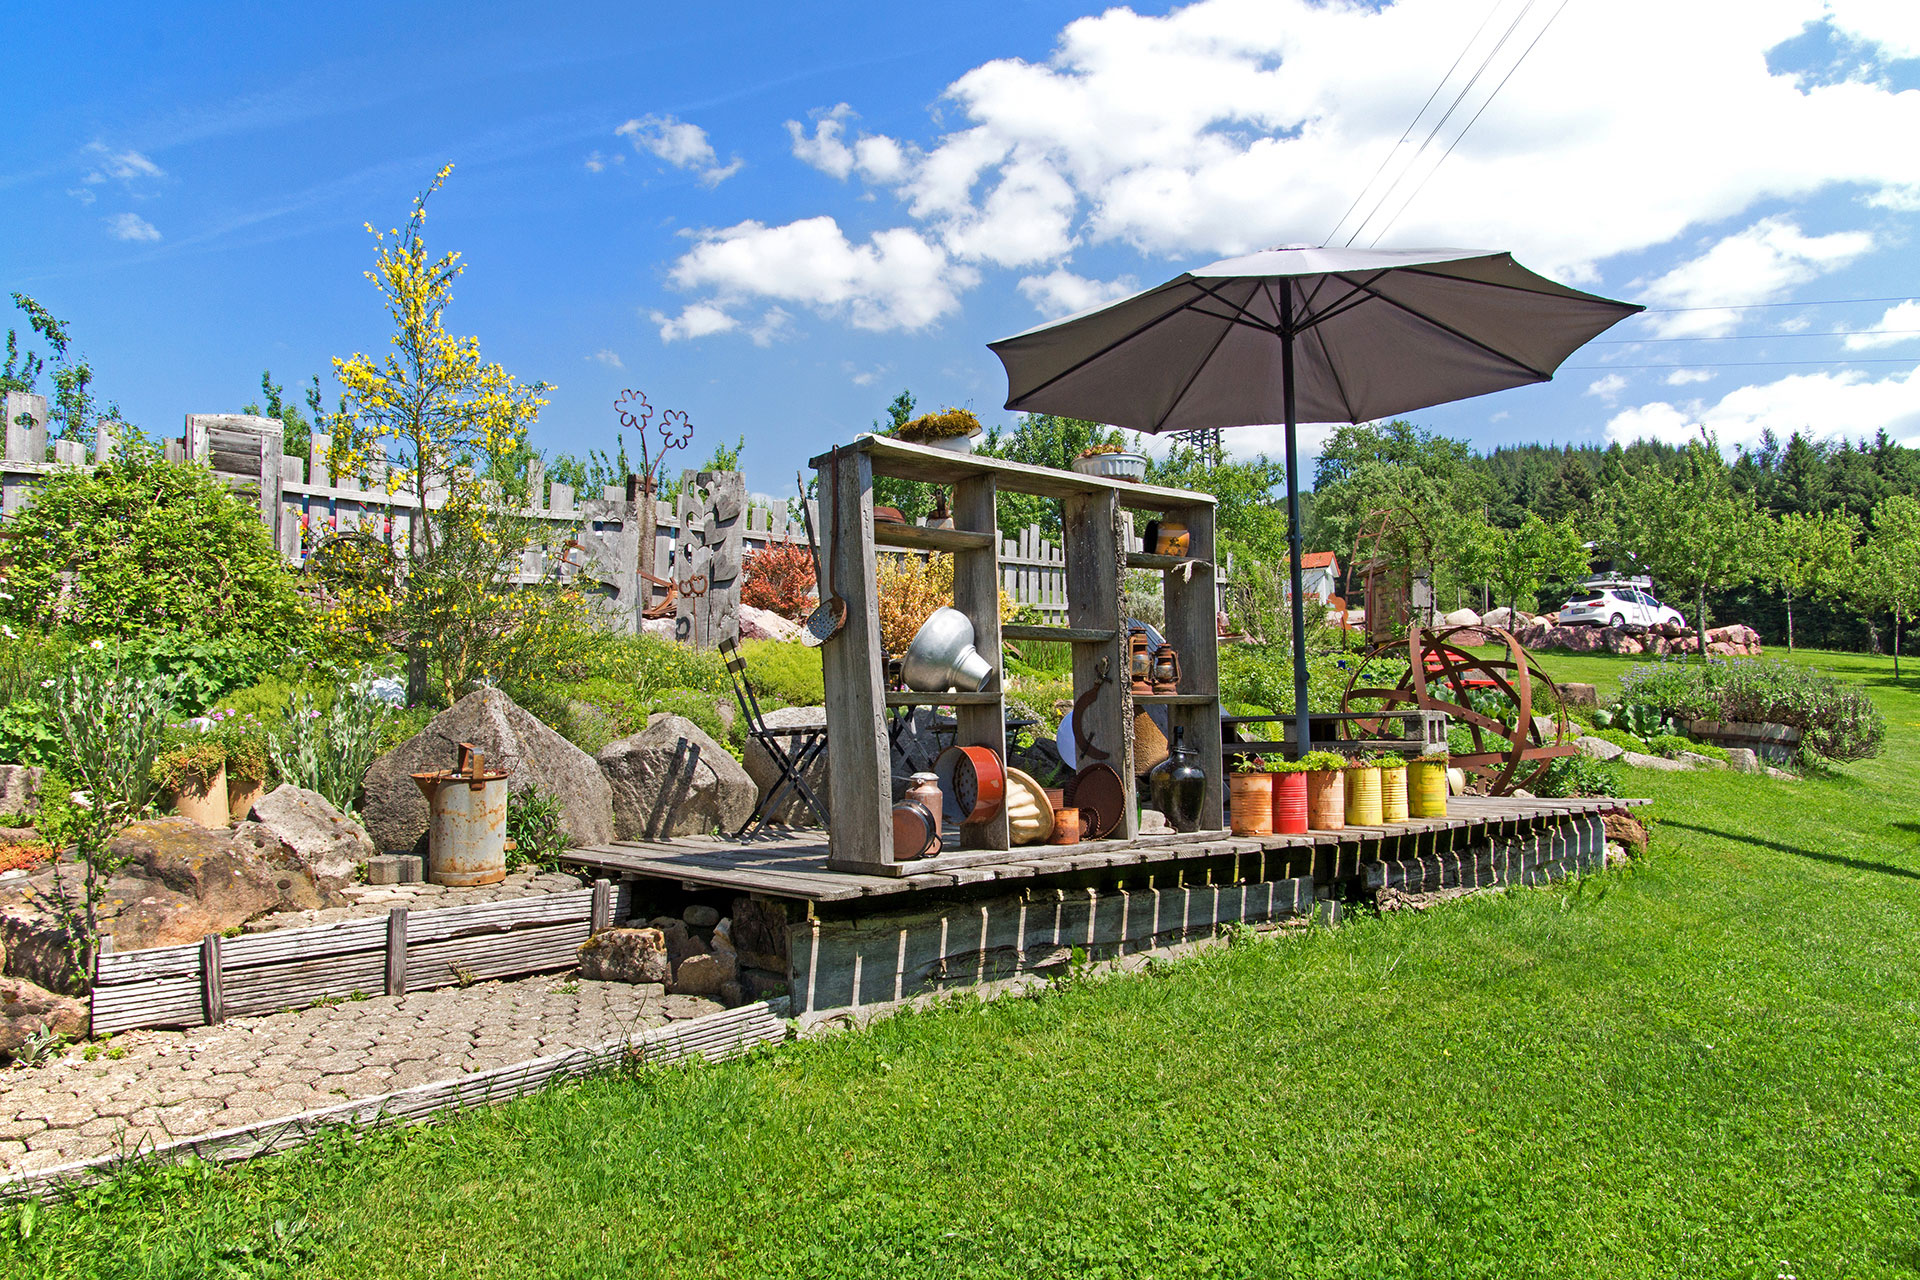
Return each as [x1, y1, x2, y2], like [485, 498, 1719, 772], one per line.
[1280, 321, 1311, 760]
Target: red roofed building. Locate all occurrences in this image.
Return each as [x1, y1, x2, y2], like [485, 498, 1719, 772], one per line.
[1281, 551, 1341, 604]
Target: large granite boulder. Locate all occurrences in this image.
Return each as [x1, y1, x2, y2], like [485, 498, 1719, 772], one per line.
[1577, 735, 1625, 762]
[742, 706, 829, 826]
[106, 817, 340, 951]
[0, 976, 86, 1057]
[233, 785, 374, 896]
[0, 765, 43, 819]
[599, 715, 756, 840]
[361, 688, 615, 854]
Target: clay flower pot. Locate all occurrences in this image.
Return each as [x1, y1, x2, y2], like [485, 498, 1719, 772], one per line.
[1228, 772, 1273, 836]
[227, 776, 265, 822]
[171, 765, 229, 829]
[1305, 769, 1345, 831]
[1271, 771, 1308, 835]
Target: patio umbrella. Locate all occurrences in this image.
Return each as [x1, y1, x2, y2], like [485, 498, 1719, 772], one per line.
[988, 245, 1642, 758]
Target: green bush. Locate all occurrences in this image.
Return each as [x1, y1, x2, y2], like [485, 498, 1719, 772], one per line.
[506, 784, 569, 870]
[1535, 753, 1618, 798]
[737, 640, 823, 707]
[0, 449, 309, 656]
[1591, 727, 1648, 754]
[1618, 659, 1884, 762]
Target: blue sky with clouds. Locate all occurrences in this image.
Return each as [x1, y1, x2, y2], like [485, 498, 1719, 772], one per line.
[5, 0, 1918, 500]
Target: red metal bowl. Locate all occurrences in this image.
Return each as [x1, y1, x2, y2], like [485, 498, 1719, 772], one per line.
[935, 745, 1006, 825]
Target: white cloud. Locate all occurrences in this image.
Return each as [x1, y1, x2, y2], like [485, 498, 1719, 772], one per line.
[1845, 299, 1920, 348]
[663, 0, 1920, 337]
[1016, 268, 1140, 316]
[616, 114, 741, 187]
[589, 348, 623, 368]
[651, 302, 739, 343]
[584, 150, 624, 174]
[83, 143, 163, 185]
[1606, 363, 1920, 449]
[1586, 373, 1629, 404]
[1665, 368, 1716, 385]
[105, 212, 160, 242]
[1825, 0, 1920, 59]
[1640, 217, 1875, 336]
[663, 216, 976, 337]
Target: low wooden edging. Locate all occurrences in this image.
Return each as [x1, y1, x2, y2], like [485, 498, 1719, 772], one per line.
[92, 880, 635, 1035]
[3, 997, 791, 1203]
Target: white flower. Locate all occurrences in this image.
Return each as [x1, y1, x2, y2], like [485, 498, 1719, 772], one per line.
[0, 624, 14, 640]
[89, 638, 106, 651]
[39, 679, 55, 689]
[69, 790, 92, 810]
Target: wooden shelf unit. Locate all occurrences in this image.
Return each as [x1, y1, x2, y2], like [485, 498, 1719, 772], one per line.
[811, 435, 1222, 876]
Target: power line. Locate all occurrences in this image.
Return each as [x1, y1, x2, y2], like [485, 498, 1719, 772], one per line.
[1594, 329, 1920, 343]
[1640, 295, 1920, 313]
[1323, 0, 1506, 247]
[1565, 359, 1920, 369]
[1344, 0, 1542, 247]
[1368, 0, 1574, 246]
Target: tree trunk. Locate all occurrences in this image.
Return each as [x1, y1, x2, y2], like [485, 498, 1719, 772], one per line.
[1896, 609, 1903, 681]
[1785, 592, 1794, 654]
[1696, 586, 1709, 663]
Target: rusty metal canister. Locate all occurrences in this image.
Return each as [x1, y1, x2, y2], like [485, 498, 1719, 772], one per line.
[411, 742, 510, 887]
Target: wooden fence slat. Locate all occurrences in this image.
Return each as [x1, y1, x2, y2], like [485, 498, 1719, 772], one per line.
[385, 908, 407, 997]
[200, 934, 224, 1025]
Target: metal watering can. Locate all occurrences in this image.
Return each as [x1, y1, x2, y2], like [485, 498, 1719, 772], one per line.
[411, 742, 510, 887]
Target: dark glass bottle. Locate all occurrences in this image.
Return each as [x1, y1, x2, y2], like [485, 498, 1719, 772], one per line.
[1147, 725, 1207, 832]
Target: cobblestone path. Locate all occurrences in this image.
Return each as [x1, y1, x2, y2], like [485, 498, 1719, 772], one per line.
[0, 974, 719, 1179]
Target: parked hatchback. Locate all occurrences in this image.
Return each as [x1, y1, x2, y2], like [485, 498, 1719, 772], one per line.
[1558, 583, 1685, 629]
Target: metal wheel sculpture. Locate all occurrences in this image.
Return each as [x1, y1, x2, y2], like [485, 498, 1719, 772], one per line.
[1340, 624, 1576, 796]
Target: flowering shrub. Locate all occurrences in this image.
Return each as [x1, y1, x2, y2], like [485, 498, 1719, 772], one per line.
[741, 542, 818, 623]
[1618, 659, 1884, 762]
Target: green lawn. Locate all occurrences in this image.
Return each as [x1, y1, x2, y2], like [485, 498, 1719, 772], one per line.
[9, 649, 1920, 1279]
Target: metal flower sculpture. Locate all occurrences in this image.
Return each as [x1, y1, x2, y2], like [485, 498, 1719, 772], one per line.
[613, 389, 693, 495]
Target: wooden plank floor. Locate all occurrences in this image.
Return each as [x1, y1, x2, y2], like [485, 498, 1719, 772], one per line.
[561, 796, 1645, 904]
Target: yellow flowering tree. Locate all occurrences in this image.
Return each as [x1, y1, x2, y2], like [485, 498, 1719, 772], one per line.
[321, 165, 589, 704]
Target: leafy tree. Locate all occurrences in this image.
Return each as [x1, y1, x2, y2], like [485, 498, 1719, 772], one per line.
[548, 434, 633, 496]
[240, 370, 316, 463]
[1600, 436, 1757, 655]
[1309, 419, 1488, 606]
[324, 165, 564, 703]
[975, 413, 1125, 537]
[868, 389, 938, 522]
[1144, 438, 1290, 565]
[1756, 509, 1858, 654]
[1847, 495, 1920, 678]
[0, 293, 120, 443]
[1484, 514, 1589, 619]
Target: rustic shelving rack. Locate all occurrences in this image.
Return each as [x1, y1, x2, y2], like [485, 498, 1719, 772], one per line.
[809, 435, 1225, 876]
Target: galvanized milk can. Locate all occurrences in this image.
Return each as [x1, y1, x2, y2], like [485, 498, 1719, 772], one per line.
[411, 743, 510, 886]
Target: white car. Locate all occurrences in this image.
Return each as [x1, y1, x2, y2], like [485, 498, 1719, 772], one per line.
[1558, 584, 1685, 629]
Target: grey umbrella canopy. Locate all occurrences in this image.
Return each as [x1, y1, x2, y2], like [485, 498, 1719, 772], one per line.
[988, 245, 1642, 759]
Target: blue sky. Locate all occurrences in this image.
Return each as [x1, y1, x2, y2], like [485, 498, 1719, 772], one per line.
[5, 0, 1919, 500]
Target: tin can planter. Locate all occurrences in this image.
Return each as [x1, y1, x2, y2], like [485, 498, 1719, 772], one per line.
[1271, 771, 1309, 835]
[1344, 766, 1384, 827]
[227, 776, 266, 822]
[1407, 759, 1448, 818]
[1228, 772, 1274, 836]
[170, 765, 229, 829]
[1378, 764, 1409, 823]
[1305, 769, 1345, 831]
[412, 743, 510, 887]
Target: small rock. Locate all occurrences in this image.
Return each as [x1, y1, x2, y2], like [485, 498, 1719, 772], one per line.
[738, 604, 803, 642]
[1766, 766, 1800, 781]
[1577, 735, 1625, 762]
[365, 854, 424, 885]
[1137, 809, 1171, 835]
[577, 927, 671, 984]
[671, 949, 737, 996]
[1560, 682, 1597, 707]
[1605, 841, 1631, 868]
[1675, 751, 1726, 770]
[0, 975, 87, 1057]
[683, 904, 721, 928]
[0, 765, 44, 820]
[1726, 747, 1761, 774]
[1603, 812, 1648, 857]
[1618, 750, 1693, 772]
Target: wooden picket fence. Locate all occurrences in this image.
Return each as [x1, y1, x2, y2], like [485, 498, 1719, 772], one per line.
[90, 881, 636, 1035]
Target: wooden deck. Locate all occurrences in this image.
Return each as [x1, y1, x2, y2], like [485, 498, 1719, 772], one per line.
[562, 795, 1646, 904]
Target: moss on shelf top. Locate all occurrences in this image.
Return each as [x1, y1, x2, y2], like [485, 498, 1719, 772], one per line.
[896, 408, 982, 442]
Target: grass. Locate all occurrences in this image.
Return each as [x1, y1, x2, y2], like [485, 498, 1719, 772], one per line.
[8, 648, 1920, 1278]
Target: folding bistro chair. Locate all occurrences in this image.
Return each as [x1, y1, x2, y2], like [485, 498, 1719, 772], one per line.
[719, 637, 830, 837]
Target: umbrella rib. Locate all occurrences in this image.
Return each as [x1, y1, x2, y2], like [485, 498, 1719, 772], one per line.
[1392, 264, 1645, 313]
[999, 281, 1249, 407]
[1153, 300, 1248, 432]
[1340, 276, 1556, 380]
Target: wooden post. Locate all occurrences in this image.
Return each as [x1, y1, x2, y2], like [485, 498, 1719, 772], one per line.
[591, 879, 613, 933]
[950, 475, 1009, 852]
[1161, 502, 1225, 830]
[385, 908, 408, 996]
[1064, 489, 1134, 841]
[821, 447, 893, 873]
[200, 934, 225, 1025]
